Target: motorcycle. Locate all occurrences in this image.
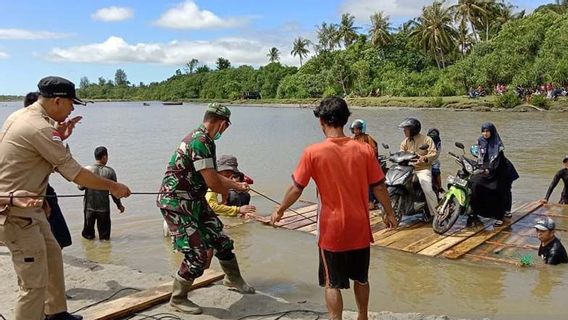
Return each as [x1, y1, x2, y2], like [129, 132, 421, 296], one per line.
[381, 143, 430, 223]
[432, 142, 479, 234]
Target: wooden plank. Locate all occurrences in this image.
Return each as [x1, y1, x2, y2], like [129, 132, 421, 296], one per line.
[248, 204, 318, 225]
[297, 223, 317, 233]
[376, 223, 431, 247]
[464, 253, 523, 266]
[417, 221, 489, 256]
[441, 201, 542, 259]
[401, 219, 471, 253]
[82, 269, 224, 320]
[372, 219, 423, 242]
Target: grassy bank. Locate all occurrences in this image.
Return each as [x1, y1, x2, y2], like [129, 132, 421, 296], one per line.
[183, 96, 568, 111]
[0, 95, 23, 102]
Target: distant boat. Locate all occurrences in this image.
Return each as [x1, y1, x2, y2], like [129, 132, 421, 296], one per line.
[142, 102, 150, 106]
[162, 101, 183, 105]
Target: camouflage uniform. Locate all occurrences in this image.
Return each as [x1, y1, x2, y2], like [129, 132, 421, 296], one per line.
[157, 124, 234, 280]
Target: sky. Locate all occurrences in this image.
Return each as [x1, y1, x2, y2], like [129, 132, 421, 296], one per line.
[0, 0, 553, 94]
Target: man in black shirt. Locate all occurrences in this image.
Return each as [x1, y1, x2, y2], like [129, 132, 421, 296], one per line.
[542, 155, 568, 204]
[535, 217, 568, 265]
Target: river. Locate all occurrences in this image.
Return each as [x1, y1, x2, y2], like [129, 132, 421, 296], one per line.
[1, 101, 567, 319]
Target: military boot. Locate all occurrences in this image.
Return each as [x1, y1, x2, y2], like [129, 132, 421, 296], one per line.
[219, 257, 255, 294]
[169, 274, 202, 314]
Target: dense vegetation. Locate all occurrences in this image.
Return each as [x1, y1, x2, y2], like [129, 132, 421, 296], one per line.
[77, 1, 568, 104]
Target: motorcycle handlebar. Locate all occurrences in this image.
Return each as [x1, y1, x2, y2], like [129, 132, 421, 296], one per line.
[448, 151, 459, 159]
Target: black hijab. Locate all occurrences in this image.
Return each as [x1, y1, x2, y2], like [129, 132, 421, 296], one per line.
[478, 122, 504, 165]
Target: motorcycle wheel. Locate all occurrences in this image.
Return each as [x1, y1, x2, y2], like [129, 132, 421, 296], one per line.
[390, 194, 403, 223]
[432, 196, 461, 234]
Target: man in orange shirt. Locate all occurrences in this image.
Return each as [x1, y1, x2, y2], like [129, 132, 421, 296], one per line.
[271, 97, 397, 320]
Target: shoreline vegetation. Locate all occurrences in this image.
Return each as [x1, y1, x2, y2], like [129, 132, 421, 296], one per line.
[3, 95, 568, 112]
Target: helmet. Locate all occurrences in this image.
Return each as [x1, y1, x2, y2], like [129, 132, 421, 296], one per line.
[398, 118, 421, 136]
[470, 145, 480, 158]
[350, 119, 366, 133]
[427, 128, 440, 139]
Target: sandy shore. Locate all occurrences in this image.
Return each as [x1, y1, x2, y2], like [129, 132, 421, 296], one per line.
[0, 246, 474, 320]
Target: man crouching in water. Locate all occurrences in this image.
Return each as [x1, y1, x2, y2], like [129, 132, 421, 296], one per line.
[156, 103, 254, 314]
[271, 97, 397, 320]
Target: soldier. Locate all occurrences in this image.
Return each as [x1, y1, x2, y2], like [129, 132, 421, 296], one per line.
[157, 103, 254, 315]
[0, 76, 131, 320]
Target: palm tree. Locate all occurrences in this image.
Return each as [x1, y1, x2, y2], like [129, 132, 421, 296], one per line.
[368, 11, 392, 48]
[291, 37, 311, 66]
[316, 22, 340, 52]
[267, 47, 280, 63]
[450, 0, 487, 42]
[410, 1, 458, 69]
[337, 13, 360, 47]
[456, 21, 474, 56]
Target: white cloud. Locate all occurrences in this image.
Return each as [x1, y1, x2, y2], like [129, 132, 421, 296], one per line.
[92, 6, 134, 22]
[46, 36, 299, 66]
[0, 51, 8, 59]
[154, 0, 248, 29]
[0, 28, 70, 40]
[340, 0, 436, 21]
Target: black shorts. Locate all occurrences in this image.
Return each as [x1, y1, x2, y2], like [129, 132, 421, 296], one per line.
[318, 247, 370, 289]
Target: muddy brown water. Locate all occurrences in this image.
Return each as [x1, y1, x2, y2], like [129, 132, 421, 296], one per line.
[1, 102, 567, 319]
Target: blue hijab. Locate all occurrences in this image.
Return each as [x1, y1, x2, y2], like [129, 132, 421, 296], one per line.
[478, 122, 504, 165]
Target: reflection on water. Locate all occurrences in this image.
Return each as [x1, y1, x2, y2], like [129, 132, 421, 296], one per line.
[2, 102, 568, 319]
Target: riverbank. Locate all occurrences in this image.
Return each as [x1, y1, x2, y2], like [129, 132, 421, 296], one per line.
[3, 95, 568, 111]
[0, 248, 471, 320]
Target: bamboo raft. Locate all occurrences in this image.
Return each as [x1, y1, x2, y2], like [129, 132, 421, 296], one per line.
[253, 201, 568, 267]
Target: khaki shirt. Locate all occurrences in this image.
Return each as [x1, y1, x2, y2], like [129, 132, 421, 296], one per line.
[400, 133, 438, 172]
[0, 101, 82, 217]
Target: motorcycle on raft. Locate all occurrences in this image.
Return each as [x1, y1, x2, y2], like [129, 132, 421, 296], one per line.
[432, 142, 481, 234]
[380, 143, 431, 223]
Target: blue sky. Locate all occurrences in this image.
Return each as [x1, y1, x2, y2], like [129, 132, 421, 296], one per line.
[0, 0, 552, 94]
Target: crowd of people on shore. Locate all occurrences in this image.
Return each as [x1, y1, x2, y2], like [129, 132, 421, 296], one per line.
[468, 83, 568, 102]
[0, 76, 567, 320]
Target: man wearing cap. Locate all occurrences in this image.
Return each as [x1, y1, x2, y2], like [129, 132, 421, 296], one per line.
[535, 217, 568, 265]
[541, 155, 568, 205]
[0, 76, 131, 320]
[205, 155, 256, 217]
[157, 103, 254, 315]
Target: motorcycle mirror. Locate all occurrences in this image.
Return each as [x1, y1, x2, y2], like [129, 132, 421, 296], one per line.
[419, 144, 429, 150]
[382, 143, 390, 149]
[455, 142, 465, 150]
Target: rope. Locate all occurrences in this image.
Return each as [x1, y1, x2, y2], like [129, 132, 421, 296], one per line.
[70, 287, 142, 314]
[0, 192, 167, 199]
[250, 188, 317, 223]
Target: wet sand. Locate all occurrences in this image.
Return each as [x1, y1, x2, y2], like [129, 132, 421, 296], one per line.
[0, 246, 471, 320]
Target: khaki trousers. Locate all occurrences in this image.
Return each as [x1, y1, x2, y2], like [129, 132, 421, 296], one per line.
[0, 214, 67, 320]
[415, 169, 439, 216]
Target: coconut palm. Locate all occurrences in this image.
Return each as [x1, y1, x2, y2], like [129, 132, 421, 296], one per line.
[368, 11, 392, 48]
[450, 0, 487, 42]
[410, 1, 458, 69]
[457, 21, 474, 56]
[337, 13, 360, 47]
[267, 47, 280, 63]
[315, 22, 340, 53]
[291, 37, 311, 66]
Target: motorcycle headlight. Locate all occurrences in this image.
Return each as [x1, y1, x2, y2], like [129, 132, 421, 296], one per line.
[464, 161, 473, 174]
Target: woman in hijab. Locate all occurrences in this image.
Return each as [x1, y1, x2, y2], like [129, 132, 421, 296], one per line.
[469, 123, 519, 227]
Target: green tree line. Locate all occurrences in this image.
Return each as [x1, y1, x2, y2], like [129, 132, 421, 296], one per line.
[78, 1, 568, 101]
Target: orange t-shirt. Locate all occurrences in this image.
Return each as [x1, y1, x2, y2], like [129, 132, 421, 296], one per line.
[292, 137, 384, 252]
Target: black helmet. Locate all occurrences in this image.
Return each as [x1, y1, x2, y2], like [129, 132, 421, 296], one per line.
[427, 128, 440, 139]
[398, 118, 421, 136]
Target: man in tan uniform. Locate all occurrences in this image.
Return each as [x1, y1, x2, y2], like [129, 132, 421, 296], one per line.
[0, 76, 131, 320]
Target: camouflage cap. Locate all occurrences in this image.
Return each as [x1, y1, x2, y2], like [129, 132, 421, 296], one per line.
[206, 103, 231, 122]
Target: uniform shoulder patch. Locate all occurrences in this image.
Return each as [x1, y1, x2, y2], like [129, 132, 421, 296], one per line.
[52, 131, 62, 142]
